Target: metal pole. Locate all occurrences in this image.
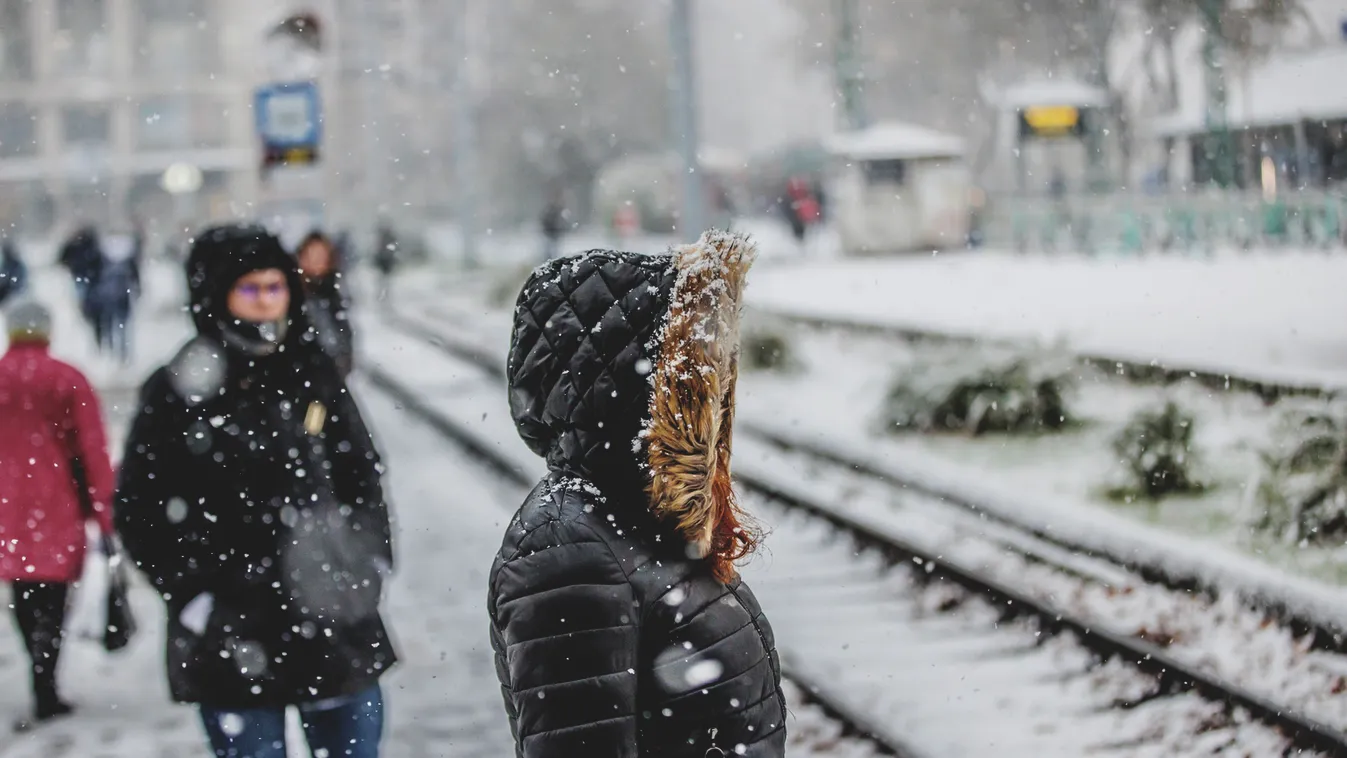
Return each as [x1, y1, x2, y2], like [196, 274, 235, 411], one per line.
[358, 1, 387, 216]
[453, 0, 478, 268]
[835, 0, 867, 131]
[1084, 0, 1111, 192]
[669, 0, 705, 237]
[1200, 0, 1235, 187]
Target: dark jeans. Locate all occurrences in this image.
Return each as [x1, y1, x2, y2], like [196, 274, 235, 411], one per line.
[199, 685, 384, 758]
[8, 581, 70, 706]
[93, 301, 132, 363]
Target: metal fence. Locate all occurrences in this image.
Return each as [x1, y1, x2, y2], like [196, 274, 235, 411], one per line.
[984, 190, 1347, 254]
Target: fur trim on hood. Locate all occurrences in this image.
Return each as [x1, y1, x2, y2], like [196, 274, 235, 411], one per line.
[506, 230, 760, 582]
[643, 231, 757, 579]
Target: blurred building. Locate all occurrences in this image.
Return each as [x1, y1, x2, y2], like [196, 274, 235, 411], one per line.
[1116, 0, 1347, 191]
[0, 0, 267, 242]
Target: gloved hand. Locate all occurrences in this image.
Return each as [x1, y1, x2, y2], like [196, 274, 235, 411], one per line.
[180, 593, 215, 636]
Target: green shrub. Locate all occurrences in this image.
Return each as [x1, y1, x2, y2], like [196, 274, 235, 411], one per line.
[1253, 401, 1347, 543]
[1109, 401, 1204, 501]
[741, 328, 797, 373]
[880, 349, 1076, 436]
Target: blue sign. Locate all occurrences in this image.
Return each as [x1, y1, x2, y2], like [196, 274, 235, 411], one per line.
[254, 81, 322, 150]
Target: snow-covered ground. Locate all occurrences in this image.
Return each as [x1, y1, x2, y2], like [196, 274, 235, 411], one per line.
[735, 325, 1347, 586]
[748, 251, 1347, 392]
[391, 281, 1347, 605]
[356, 310, 1325, 757]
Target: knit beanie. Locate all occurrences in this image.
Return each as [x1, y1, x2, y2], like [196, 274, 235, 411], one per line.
[5, 299, 51, 344]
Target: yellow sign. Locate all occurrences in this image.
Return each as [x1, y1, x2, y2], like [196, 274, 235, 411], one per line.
[1023, 105, 1081, 137]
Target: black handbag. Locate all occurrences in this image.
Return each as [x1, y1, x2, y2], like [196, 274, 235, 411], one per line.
[101, 535, 138, 652]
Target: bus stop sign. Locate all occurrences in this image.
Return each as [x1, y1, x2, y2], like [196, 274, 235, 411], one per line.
[255, 81, 322, 167]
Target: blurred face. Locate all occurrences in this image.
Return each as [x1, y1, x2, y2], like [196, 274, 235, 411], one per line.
[227, 268, 290, 323]
[298, 239, 333, 278]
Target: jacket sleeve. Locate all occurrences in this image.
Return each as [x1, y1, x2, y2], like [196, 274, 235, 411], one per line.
[63, 369, 116, 534]
[328, 383, 392, 568]
[492, 520, 639, 757]
[113, 371, 206, 599]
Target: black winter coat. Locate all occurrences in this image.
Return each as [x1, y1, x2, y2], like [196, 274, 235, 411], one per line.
[491, 235, 787, 758]
[114, 225, 395, 708]
[303, 274, 355, 378]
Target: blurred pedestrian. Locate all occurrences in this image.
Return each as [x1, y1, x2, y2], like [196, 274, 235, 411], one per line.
[782, 176, 820, 254]
[490, 231, 787, 756]
[58, 226, 103, 324]
[114, 224, 395, 758]
[88, 231, 141, 364]
[296, 230, 354, 378]
[540, 188, 568, 262]
[0, 236, 27, 306]
[0, 300, 116, 730]
[372, 223, 398, 301]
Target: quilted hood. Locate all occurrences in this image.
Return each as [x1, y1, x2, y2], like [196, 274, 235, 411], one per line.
[507, 230, 758, 579]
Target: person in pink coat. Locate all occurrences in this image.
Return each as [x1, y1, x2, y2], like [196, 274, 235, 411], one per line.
[0, 300, 115, 727]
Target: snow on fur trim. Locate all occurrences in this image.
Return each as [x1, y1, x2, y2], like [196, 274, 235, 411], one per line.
[644, 230, 759, 582]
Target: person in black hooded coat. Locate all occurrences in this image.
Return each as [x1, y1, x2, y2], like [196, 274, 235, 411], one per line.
[490, 230, 787, 757]
[296, 230, 355, 378]
[114, 224, 395, 757]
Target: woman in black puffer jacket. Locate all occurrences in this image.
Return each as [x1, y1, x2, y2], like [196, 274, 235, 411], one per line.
[115, 224, 395, 757]
[296, 230, 355, 378]
[489, 230, 786, 757]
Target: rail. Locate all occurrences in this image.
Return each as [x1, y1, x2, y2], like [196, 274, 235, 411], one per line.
[361, 364, 920, 758]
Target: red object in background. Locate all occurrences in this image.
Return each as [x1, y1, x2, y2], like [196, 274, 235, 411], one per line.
[0, 343, 115, 583]
[614, 205, 641, 239]
[787, 176, 820, 225]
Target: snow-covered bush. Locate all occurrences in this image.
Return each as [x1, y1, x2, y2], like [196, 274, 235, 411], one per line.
[879, 348, 1076, 436]
[1109, 401, 1204, 501]
[1252, 401, 1347, 544]
[741, 327, 797, 373]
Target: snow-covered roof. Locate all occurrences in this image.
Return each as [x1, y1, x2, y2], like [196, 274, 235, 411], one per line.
[1148, 45, 1347, 136]
[824, 122, 966, 160]
[996, 78, 1110, 110]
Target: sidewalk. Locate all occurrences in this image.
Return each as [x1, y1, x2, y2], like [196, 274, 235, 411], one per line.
[749, 251, 1347, 392]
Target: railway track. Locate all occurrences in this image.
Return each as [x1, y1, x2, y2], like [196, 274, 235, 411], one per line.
[372, 310, 1347, 756]
[754, 310, 1341, 402]
[362, 367, 916, 758]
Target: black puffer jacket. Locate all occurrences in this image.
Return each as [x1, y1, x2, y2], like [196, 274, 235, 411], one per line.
[303, 273, 354, 378]
[490, 232, 787, 757]
[114, 225, 395, 708]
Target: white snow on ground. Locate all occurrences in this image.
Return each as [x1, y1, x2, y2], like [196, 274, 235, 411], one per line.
[381, 292, 1347, 662]
[730, 324, 1347, 584]
[747, 251, 1347, 391]
[737, 438, 1347, 733]
[358, 318, 1318, 757]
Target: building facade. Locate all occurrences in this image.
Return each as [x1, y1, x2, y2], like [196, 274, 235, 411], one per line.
[0, 0, 269, 243]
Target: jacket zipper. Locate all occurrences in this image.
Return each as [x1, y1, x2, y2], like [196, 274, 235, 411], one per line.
[727, 583, 788, 728]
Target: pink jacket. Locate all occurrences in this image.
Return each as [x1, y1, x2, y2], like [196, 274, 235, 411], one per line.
[0, 342, 115, 583]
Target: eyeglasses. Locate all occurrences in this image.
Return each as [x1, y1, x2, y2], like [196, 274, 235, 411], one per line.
[233, 282, 288, 300]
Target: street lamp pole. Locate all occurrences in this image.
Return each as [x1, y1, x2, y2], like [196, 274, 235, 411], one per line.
[669, 0, 705, 238]
[1199, 0, 1236, 187]
[452, 0, 478, 268]
[835, 0, 867, 131]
